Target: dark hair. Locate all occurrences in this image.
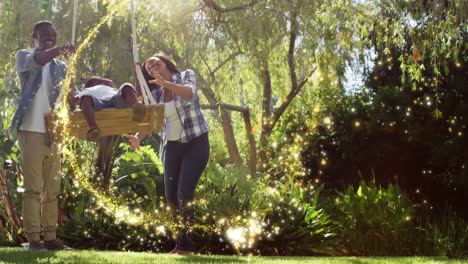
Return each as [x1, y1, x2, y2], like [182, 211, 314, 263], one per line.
[152, 54, 180, 75]
[84, 76, 114, 88]
[141, 54, 180, 91]
[33, 20, 54, 33]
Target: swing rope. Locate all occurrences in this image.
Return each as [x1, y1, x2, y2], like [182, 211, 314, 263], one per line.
[55, 0, 155, 110]
[131, 0, 155, 105]
[54, 0, 78, 110]
[71, 0, 78, 46]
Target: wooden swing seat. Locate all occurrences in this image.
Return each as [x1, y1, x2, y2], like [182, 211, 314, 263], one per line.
[45, 104, 164, 142]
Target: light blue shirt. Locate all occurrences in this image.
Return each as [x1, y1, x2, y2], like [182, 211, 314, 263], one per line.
[10, 49, 77, 136]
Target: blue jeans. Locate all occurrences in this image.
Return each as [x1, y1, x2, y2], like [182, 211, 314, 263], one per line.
[164, 132, 209, 251]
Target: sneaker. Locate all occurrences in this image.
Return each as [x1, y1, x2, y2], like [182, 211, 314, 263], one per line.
[28, 240, 47, 251]
[86, 127, 101, 141]
[43, 239, 65, 251]
[132, 103, 147, 122]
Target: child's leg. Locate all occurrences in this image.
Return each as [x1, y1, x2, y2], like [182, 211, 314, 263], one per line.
[80, 96, 101, 141]
[120, 85, 147, 122]
[81, 96, 98, 129]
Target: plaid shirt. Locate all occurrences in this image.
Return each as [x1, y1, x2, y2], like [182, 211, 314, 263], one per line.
[151, 69, 209, 147]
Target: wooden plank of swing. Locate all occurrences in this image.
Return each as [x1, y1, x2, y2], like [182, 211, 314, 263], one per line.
[45, 104, 164, 141]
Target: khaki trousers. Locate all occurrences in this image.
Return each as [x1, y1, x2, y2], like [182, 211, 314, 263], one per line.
[18, 131, 61, 241]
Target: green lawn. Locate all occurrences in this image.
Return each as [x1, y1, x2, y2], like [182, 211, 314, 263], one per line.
[0, 247, 467, 264]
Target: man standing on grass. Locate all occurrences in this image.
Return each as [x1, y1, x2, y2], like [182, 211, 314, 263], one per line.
[9, 20, 76, 251]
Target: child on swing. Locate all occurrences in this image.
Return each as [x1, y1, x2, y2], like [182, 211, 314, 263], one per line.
[75, 76, 146, 141]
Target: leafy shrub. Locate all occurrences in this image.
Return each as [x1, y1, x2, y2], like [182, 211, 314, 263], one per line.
[58, 143, 168, 250]
[415, 206, 468, 258]
[58, 198, 171, 251]
[112, 144, 164, 211]
[193, 164, 268, 253]
[0, 133, 24, 245]
[334, 181, 416, 255]
[256, 183, 341, 256]
[195, 163, 340, 255]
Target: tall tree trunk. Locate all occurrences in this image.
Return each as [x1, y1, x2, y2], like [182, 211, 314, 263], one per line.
[258, 62, 272, 170]
[242, 109, 257, 175]
[220, 109, 243, 165]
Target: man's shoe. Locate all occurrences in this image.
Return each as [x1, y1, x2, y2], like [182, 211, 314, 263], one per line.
[43, 239, 65, 250]
[28, 240, 47, 251]
[132, 103, 147, 122]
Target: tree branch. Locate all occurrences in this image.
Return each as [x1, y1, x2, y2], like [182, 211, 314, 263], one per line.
[265, 8, 319, 133]
[201, 103, 249, 113]
[268, 67, 316, 131]
[298, 67, 316, 90]
[212, 51, 243, 75]
[201, 56, 213, 78]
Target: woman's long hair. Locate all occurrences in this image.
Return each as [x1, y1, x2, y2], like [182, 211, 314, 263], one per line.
[141, 54, 180, 91]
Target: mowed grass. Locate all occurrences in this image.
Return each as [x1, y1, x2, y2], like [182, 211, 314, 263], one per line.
[0, 247, 467, 264]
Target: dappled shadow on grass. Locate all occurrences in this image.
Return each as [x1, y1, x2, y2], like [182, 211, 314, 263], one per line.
[0, 248, 463, 264]
[0, 248, 120, 264]
[0, 248, 59, 263]
[0, 249, 127, 264]
[0, 248, 248, 264]
[337, 256, 457, 264]
[170, 254, 248, 263]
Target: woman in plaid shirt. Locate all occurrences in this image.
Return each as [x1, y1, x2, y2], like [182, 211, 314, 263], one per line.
[126, 54, 210, 255]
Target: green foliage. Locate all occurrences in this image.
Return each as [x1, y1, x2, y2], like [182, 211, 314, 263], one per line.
[58, 200, 171, 252]
[195, 164, 340, 255]
[112, 144, 164, 211]
[57, 143, 169, 251]
[256, 184, 340, 256]
[334, 181, 416, 255]
[300, 40, 468, 216]
[204, 122, 231, 166]
[0, 133, 23, 244]
[416, 207, 468, 258]
[0, 169, 23, 244]
[196, 164, 261, 217]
